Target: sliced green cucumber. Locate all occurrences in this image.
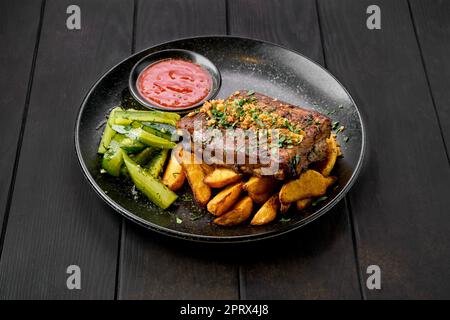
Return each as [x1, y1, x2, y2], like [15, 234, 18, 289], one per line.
[134, 147, 156, 164]
[120, 147, 156, 177]
[113, 109, 180, 126]
[111, 125, 176, 149]
[98, 106, 122, 154]
[115, 118, 134, 126]
[120, 164, 129, 178]
[123, 152, 178, 209]
[119, 136, 145, 153]
[147, 149, 169, 178]
[101, 136, 123, 177]
[141, 122, 178, 140]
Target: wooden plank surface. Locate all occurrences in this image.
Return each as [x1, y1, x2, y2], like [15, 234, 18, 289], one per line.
[0, 0, 133, 299]
[409, 0, 450, 159]
[117, 0, 237, 300]
[227, 0, 361, 299]
[0, 0, 448, 300]
[228, 0, 324, 64]
[0, 0, 42, 246]
[318, 0, 450, 299]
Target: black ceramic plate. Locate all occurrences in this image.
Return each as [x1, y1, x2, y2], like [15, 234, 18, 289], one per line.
[75, 36, 366, 243]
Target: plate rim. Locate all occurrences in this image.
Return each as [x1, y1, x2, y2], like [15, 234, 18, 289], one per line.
[74, 35, 367, 243]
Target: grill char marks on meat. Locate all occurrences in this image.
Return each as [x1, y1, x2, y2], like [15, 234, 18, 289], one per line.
[177, 90, 331, 180]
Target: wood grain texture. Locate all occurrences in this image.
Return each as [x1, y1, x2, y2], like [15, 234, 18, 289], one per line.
[318, 0, 450, 299]
[228, 0, 324, 64]
[228, 0, 361, 299]
[409, 0, 450, 159]
[0, 0, 133, 299]
[118, 225, 239, 299]
[0, 0, 42, 242]
[117, 0, 237, 300]
[134, 0, 226, 52]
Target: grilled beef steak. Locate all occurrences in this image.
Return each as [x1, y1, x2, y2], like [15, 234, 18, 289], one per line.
[177, 90, 331, 180]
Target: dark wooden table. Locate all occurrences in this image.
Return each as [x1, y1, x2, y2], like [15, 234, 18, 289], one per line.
[0, 0, 449, 300]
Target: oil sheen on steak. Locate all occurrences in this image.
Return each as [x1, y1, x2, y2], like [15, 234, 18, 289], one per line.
[177, 90, 331, 180]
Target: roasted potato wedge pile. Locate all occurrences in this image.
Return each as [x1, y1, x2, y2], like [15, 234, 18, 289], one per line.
[251, 194, 280, 225]
[207, 182, 243, 216]
[204, 167, 241, 188]
[214, 196, 253, 226]
[161, 134, 340, 226]
[181, 160, 212, 207]
[279, 170, 336, 204]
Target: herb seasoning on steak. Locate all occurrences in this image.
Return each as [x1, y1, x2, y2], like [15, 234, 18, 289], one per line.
[177, 90, 331, 180]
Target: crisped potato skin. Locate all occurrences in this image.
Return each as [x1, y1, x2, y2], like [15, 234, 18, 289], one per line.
[248, 191, 273, 204]
[280, 202, 291, 214]
[214, 196, 253, 226]
[296, 198, 312, 210]
[251, 194, 280, 225]
[204, 167, 241, 188]
[201, 162, 215, 175]
[243, 176, 274, 194]
[207, 182, 243, 216]
[182, 161, 211, 207]
[162, 151, 186, 191]
[279, 170, 336, 204]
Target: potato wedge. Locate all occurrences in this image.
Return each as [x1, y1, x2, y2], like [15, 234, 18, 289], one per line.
[251, 194, 280, 225]
[162, 151, 186, 191]
[207, 182, 243, 216]
[279, 170, 336, 204]
[182, 160, 211, 207]
[296, 198, 312, 210]
[179, 148, 194, 164]
[316, 136, 339, 176]
[243, 176, 274, 194]
[204, 167, 241, 188]
[214, 196, 253, 226]
[200, 162, 215, 175]
[248, 191, 272, 204]
[280, 202, 291, 214]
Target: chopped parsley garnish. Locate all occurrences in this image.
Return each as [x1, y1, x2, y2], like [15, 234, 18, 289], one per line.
[190, 212, 205, 221]
[304, 114, 314, 127]
[289, 154, 301, 173]
[336, 126, 345, 133]
[234, 98, 249, 107]
[236, 106, 245, 117]
[312, 196, 328, 206]
[278, 135, 287, 147]
[332, 121, 340, 131]
[284, 119, 299, 133]
[176, 217, 183, 224]
[279, 217, 291, 223]
[255, 118, 265, 127]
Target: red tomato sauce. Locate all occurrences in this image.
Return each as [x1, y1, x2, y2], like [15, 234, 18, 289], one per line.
[137, 59, 212, 109]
